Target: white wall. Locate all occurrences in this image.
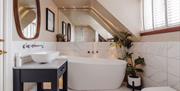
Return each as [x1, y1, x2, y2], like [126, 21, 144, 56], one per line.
[97, 0, 142, 35]
[0, 0, 4, 90]
[13, 0, 59, 42]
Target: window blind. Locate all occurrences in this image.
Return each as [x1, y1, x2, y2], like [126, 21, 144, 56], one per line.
[167, 0, 180, 26]
[143, 0, 180, 31]
[143, 0, 153, 30]
[153, 0, 166, 28]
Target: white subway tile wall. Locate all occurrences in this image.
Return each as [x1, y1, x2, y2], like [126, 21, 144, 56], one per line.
[132, 42, 180, 90]
[57, 42, 121, 59]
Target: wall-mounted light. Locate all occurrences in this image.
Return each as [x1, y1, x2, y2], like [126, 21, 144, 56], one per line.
[0, 39, 6, 55]
[0, 50, 7, 55]
[0, 39, 4, 42]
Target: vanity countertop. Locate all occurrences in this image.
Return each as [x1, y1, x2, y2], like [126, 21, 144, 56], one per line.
[14, 59, 67, 69]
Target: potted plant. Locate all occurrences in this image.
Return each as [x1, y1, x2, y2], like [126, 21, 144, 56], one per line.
[56, 34, 65, 42]
[127, 56, 145, 90]
[110, 31, 133, 59]
[110, 32, 145, 90]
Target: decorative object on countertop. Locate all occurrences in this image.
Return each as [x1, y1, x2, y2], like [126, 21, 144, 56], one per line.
[15, 53, 22, 67]
[127, 56, 145, 90]
[56, 34, 65, 42]
[46, 8, 55, 32]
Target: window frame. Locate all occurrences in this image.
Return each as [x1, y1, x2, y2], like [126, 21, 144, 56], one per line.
[141, 0, 180, 36]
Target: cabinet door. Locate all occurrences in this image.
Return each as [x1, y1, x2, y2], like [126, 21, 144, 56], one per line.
[0, 0, 4, 90]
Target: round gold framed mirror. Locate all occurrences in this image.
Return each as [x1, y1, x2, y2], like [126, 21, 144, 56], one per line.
[13, 0, 41, 40]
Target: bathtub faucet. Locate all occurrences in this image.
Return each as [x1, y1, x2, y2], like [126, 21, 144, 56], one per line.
[87, 51, 99, 54]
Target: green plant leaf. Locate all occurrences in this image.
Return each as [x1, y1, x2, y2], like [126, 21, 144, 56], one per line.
[112, 32, 133, 49]
[135, 56, 145, 65]
[126, 52, 133, 58]
[135, 68, 144, 73]
[126, 66, 136, 76]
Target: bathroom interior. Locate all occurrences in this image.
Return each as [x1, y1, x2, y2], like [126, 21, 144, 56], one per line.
[0, 0, 180, 91]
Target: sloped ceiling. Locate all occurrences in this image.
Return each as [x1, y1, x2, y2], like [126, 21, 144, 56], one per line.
[97, 0, 141, 36]
[53, 0, 91, 8]
[53, 0, 141, 40]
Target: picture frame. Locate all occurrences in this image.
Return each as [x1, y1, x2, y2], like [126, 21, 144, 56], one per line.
[67, 23, 71, 42]
[46, 8, 55, 32]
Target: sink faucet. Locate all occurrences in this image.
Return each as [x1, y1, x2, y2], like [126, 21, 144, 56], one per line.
[22, 43, 31, 49]
[31, 44, 44, 48]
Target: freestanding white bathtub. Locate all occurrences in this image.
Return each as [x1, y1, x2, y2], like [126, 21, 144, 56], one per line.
[66, 56, 127, 90]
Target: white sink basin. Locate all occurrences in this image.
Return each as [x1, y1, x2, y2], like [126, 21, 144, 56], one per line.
[31, 51, 59, 63]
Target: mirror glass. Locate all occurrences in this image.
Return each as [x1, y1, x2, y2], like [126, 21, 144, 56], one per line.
[60, 11, 113, 42]
[18, 0, 37, 38]
[14, 0, 40, 40]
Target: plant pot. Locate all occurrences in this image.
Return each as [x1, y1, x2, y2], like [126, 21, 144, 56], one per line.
[127, 75, 142, 90]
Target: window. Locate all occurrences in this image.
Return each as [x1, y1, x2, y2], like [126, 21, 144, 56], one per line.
[167, 0, 180, 26]
[143, 0, 153, 30]
[143, 0, 180, 31]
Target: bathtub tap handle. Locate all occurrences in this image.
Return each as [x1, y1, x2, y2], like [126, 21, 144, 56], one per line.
[88, 51, 90, 54]
[92, 51, 94, 54]
[96, 51, 99, 53]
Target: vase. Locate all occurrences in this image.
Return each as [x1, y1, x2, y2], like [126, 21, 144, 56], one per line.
[127, 75, 142, 90]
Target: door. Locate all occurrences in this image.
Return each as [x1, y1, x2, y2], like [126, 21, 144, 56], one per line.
[0, 0, 5, 90]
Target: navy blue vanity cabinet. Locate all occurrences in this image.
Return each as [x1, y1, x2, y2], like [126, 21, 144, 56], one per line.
[13, 60, 68, 91]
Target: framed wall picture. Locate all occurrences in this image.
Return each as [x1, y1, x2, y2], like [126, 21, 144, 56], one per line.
[46, 8, 55, 32]
[67, 23, 71, 42]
